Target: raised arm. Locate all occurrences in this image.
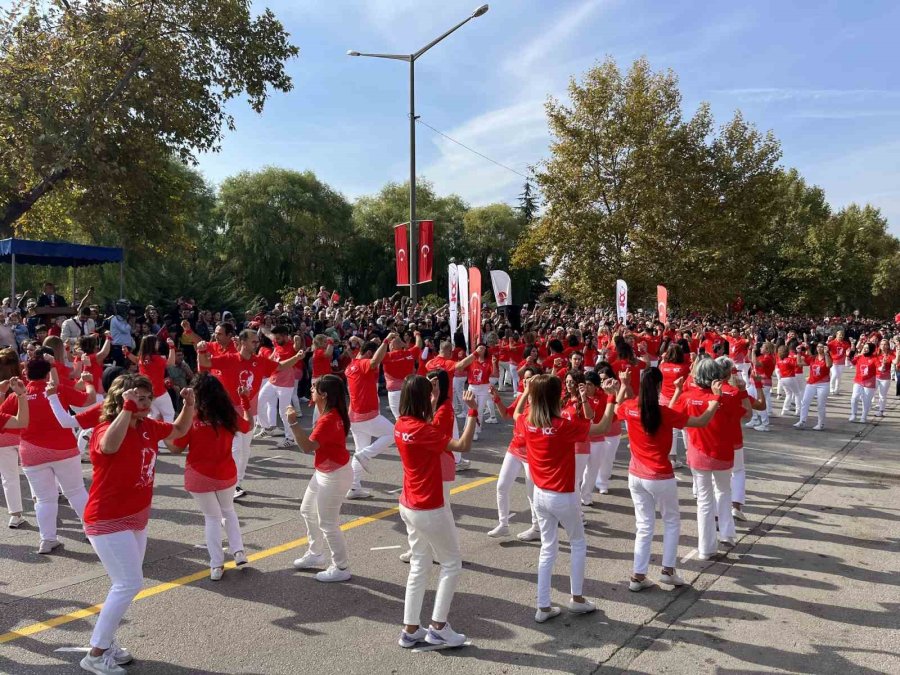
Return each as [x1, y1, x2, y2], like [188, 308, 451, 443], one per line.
[166, 339, 177, 367]
[285, 405, 318, 454]
[163, 388, 195, 442]
[276, 336, 307, 371]
[589, 380, 618, 436]
[97, 332, 113, 361]
[100, 390, 139, 455]
[455, 351, 477, 371]
[447, 390, 478, 453]
[685, 381, 722, 427]
[1, 378, 29, 429]
[370, 332, 396, 369]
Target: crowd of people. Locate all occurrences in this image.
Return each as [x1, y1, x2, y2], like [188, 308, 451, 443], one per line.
[1, 281, 899, 673]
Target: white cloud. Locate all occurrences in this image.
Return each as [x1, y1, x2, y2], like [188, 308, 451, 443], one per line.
[715, 88, 900, 103]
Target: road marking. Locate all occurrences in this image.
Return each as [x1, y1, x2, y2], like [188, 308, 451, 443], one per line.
[680, 549, 697, 564]
[255, 455, 285, 464]
[0, 474, 498, 645]
[370, 545, 402, 551]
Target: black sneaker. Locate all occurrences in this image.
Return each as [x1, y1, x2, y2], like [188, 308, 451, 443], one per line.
[233, 486, 247, 499]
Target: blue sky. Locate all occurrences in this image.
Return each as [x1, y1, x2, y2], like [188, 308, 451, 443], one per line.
[197, 0, 900, 234]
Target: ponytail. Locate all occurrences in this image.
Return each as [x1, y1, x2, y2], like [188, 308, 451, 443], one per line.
[639, 367, 663, 435]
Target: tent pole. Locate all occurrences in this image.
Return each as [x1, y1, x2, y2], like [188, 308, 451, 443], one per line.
[10, 253, 15, 310]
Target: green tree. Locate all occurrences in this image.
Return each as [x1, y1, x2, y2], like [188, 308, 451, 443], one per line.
[518, 181, 539, 224]
[0, 0, 298, 236]
[217, 168, 353, 302]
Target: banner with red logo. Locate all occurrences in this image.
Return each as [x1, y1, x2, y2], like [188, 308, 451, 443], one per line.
[457, 264, 469, 351]
[394, 223, 409, 286]
[657, 285, 668, 324]
[615, 279, 628, 323]
[490, 270, 512, 306]
[448, 264, 459, 338]
[417, 220, 434, 284]
[469, 267, 482, 347]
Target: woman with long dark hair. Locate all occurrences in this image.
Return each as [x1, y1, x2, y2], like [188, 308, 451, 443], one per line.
[168, 372, 251, 580]
[126, 334, 176, 423]
[396, 375, 477, 649]
[287, 374, 355, 583]
[618, 367, 720, 591]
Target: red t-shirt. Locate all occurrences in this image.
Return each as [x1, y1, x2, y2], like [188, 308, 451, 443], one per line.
[203, 340, 238, 377]
[139, 355, 168, 397]
[673, 385, 735, 470]
[506, 398, 528, 460]
[269, 343, 298, 387]
[755, 354, 776, 386]
[426, 356, 462, 398]
[876, 353, 895, 380]
[173, 415, 251, 491]
[1, 381, 89, 465]
[395, 416, 450, 510]
[466, 359, 492, 386]
[524, 415, 591, 493]
[776, 355, 798, 378]
[382, 349, 417, 392]
[74, 402, 103, 429]
[311, 347, 332, 379]
[344, 358, 379, 422]
[617, 398, 688, 480]
[209, 352, 278, 415]
[827, 339, 850, 365]
[610, 358, 646, 394]
[804, 356, 830, 385]
[432, 400, 456, 482]
[309, 409, 351, 472]
[725, 337, 750, 364]
[659, 362, 690, 401]
[87, 354, 106, 394]
[851, 355, 877, 388]
[83, 417, 173, 535]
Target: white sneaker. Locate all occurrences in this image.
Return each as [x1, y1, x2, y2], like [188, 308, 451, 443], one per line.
[293, 551, 326, 569]
[8, 515, 25, 528]
[860, 417, 868, 424]
[567, 598, 597, 614]
[719, 537, 737, 547]
[487, 524, 509, 538]
[233, 485, 246, 499]
[353, 453, 372, 474]
[484, 417, 499, 424]
[346, 487, 372, 500]
[754, 424, 770, 432]
[398, 627, 427, 648]
[659, 572, 685, 586]
[254, 428, 271, 439]
[628, 577, 654, 592]
[276, 438, 295, 449]
[234, 550, 249, 567]
[399, 549, 413, 563]
[792, 421, 806, 429]
[316, 565, 351, 582]
[598, 488, 609, 495]
[731, 507, 747, 521]
[745, 420, 759, 428]
[37, 539, 61, 554]
[80, 649, 126, 674]
[210, 566, 224, 581]
[516, 525, 541, 542]
[425, 622, 466, 647]
[534, 606, 561, 623]
[875, 411, 885, 418]
[848, 416, 857, 423]
[812, 424, 825, 431]
[455, 458, 471, 471]
[108, 640, 133, 665]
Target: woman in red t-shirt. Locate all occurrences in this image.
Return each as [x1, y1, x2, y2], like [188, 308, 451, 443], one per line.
[848, 342, 878, 423]
[617, 367, 719, 591]
[0, 375, 32, 529]
[794, 343, 833, 430]
[79, 373, 193, 673]
[658, 343, 691, 469]
[126, 335, 176, 423]
[286, 374, 354, 583]
[515, 373, 618, 623]
[395, 376, 477, 650]
[560, 371, 591, 505]
[486, 367, 541, 541]
[874, 339, 896, 417]
[775, 345, 801, 417]
[73, 333, 112, 395]
[169, 373, 251, 581]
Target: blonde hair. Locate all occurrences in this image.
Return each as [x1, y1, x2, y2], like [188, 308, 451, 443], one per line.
[0, 347, 20, 380]
[527, 374, 562, 428]
[312, 334, 328, 349]
[101, 374, 153, 423]
[42, 335, 66, 362]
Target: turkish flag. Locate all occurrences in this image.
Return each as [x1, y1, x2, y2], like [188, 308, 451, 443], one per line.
[394, 223, 409, 286]
[469, 267, 482, 347]
[657, 285, 668, 324]
[417, 220, 434, 284]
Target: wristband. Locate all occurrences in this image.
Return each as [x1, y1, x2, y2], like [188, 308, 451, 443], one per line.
[492, 395, 502, 405]
[467, 409, 479, 418]
[123, 400, 139, 413]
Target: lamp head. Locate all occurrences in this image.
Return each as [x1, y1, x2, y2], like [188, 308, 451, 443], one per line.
[347, 50, 360, 56]
[473, 4, 489, 17]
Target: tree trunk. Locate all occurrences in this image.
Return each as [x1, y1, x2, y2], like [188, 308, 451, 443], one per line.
[0, 167, 72, 237]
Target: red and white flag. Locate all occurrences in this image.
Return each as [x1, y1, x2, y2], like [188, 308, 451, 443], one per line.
[394, 223, 409, 286]
[448, 264, 459, 337]
[657, 285, 668, 324]
[490, 270, 512, 306]
[457, 264, 469, 350]
[616, 279, 628, 323]
[417, 220, 434, 284]
[469, 267, 482, 347]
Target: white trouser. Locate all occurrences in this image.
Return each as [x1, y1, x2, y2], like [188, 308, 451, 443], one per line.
[500, 362, 519, 392]
[780, 376, 801, 415]
[628, 475, 680, 574]
[691, 468, 734, 556]
[231, 430, 253, 484]
[470, 383, 495, 424]
[849, 383, 875, 420]
[350, 415, 395, 489]
[259, 382, 295, 435]
[452, 377, 467, 413]
[533, 487, 586, 608]
[301, 464, 353, 568]
[0, 445, 23, 514]
[736, 362, 751, 384]
[496, 452, 536, 527]
[581, 441, 605, 503]
[88, 528, 147, 650]
[400, 504, 462, 626]
[829, 364, 845, 394]
[22, 456, 87, 541]
[150, 392, 175, 423]
[670, 429, 688, 463]
[799, 382, 829, 426]
[748, 384, 772, 426]
[731, 448, 746, 505]
[594, 436, 621, 491]
[574, 453, 589, 502]
[189, 488, 244, 569]
[876, 379, 891, 413]
[387, 390, 402, 421]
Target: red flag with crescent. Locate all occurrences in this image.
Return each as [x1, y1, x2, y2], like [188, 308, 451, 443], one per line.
[394, 223, 409, 286]
[417, 220, 434, 283]
[469, 267, 482, 347]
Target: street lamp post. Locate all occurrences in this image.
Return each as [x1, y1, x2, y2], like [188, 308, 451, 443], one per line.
[348, 4, 489, 306]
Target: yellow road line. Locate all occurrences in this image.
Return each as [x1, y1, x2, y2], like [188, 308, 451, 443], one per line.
[0, 474, 498, 645]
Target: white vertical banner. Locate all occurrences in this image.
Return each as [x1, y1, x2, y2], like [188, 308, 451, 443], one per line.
[448, 264, 459, 338]
[616, 279, 628, 323]
[457, 263, 470, 351]
[490, 270, 512, 306]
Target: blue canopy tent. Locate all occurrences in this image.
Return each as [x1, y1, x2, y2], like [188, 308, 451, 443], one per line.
[0, 238, 125, 305]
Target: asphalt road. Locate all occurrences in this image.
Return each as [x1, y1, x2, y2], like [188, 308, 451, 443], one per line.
[1, 373, 898, 674]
